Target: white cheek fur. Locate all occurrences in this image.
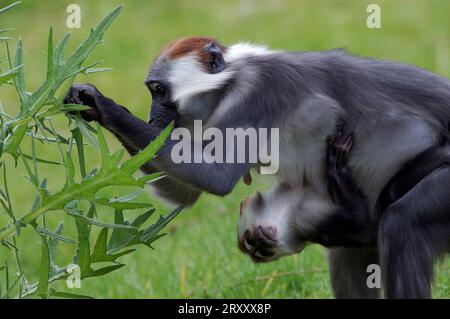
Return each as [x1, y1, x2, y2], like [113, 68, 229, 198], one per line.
[168, 42, 272, 108]
[168, 54, 235, 104]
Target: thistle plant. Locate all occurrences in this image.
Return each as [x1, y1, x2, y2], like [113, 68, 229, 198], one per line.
[0, 2, 180, 298]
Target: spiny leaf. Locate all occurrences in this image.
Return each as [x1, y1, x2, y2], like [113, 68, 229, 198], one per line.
[46, 27, 53, 79]
[137, 172, 165, 185]
[66, 205, 137, 230]
[21, 153, 61, 165]
[74, 218, 90, 275]
[71, 127, 86, 178]
[53, 32, 70, 67]
[94, 198, 153, 210]
[36, 224, 75, 245]
[96, 125, 110, 167]
[49, 288, 94, 299]
[36, 231, 50, 298]
[64, 152, 76, 188]
[110, 189, 144, 203]
[108, 209, 158, 251]
[0, 65, 22, 86]
[91, 228, 135, 263]
[66, 5, 123, 69]
[14, 39, 27, 105]
[121, 122, 173, 175]
[75, 115, 98, 147]
[83, 264, 124, 279]
[0, 1, 21, 15]
[141, 206, 183, 242]
[84, 67, 112, 75]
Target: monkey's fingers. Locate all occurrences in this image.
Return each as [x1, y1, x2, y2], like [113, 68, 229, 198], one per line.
[326, 141, 338, 172]
[335, 133, 354, 168]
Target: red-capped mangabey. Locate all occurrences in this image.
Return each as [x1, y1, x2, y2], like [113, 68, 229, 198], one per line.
[65, 37, 450, 298]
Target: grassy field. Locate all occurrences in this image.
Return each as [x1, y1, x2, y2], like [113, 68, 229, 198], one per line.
[0, 0, 449, 298]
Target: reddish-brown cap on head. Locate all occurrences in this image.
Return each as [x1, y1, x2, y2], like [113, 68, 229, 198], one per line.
[158, 36, 227, 70]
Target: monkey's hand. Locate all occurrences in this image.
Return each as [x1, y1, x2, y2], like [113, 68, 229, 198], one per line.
[326, 128, 363, 207]
[322, 129, 377, 246]
[64, 83, 131, 126]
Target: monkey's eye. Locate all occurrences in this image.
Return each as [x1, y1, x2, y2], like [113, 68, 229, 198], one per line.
[149, 82, 166, 97]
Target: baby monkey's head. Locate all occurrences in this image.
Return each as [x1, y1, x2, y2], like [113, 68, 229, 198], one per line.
[237, 183, 309, 263]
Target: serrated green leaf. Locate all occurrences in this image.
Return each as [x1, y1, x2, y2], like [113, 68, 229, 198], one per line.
[46, 27, 53, 79]
[14, 39, 27, 105]
[96, 125, 110, 167]
[36, 224, 75, 245]
[66, 205, 137, 230]
[0, 1, 21, 15]
[36, 231, 50, 298]
[74, 218, 90, 275]
[0, 65, 21, 86]
[71, 127, 86, 178]
[110, 189, 144, 203]
[91, 228, 135, 263]
[121, 123, 173, 175]
[107, 210, 137, 252]
[137, 172, 165, 185]
[53, 32, 70, 67]
[141, 206, 183, 242]
[94, 198, 153, 210]
[75, 115, 98, 148]
[84, 264, 124, 279]
[64, 152, 76, 188]
[66, 5, 122, 69]
[49, 288, 94, 299]
[84, 67, 112, 75]
[21, 153, 61, 165]
[30, 177, 48, 212]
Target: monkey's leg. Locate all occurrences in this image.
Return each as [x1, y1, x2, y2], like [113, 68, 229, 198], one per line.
[327, 247, 380, 299]
[379, 166, 450, 298]
[376, 143, 450, 214]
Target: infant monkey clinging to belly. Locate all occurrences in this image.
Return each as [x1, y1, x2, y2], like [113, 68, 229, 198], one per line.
[238, 125, 450, 263]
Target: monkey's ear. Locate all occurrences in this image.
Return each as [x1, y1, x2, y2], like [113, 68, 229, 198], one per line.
[204, 42, 225, 74]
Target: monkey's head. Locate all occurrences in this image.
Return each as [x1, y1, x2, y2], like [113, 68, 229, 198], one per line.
[145, 37, 231, 126]
[237, 184, 308, 263]
[145, 37, 270, 126]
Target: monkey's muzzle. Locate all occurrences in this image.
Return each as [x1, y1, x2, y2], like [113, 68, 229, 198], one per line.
[238, 225, 278, 263]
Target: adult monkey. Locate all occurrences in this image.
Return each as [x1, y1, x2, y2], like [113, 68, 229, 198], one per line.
[65, 37, 450, 298]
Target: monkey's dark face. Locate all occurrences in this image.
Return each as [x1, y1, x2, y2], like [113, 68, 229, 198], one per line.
[237, 187, 308, 263]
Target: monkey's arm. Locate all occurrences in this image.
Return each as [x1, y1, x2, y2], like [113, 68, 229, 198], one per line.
[312, 130, 377, 247]
[65, 83, 201, 205]
[65, 83, 253, 198]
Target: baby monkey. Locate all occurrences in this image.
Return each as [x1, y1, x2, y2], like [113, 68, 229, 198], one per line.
[238, 125, 450, 263]
[238, 127, 377, 263]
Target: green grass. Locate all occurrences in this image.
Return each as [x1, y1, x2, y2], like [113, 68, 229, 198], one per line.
[0, 0, 449, 298]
